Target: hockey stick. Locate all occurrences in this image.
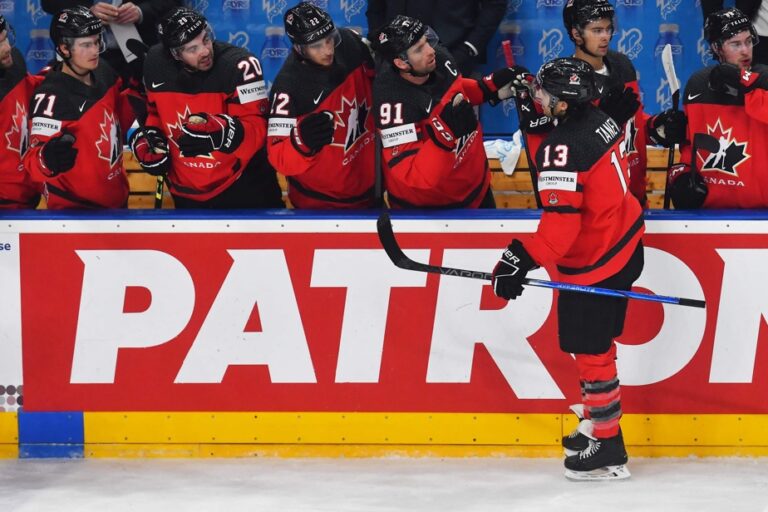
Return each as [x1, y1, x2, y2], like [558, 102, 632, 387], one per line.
[502, 40, 542, 208]
[126, 38, 165, 209]
[377, 212, 706, 308]
[661, 44, 680, 210]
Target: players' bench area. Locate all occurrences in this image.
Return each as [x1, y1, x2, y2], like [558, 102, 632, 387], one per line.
[115, 147, 677, 209]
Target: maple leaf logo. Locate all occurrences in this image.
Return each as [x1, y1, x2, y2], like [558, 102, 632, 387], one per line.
[332, 96, 369, 153]
[700, 118, 750, 177]
[166, 105, 192, 148]
[95, 110, 122, 168]
[5, 101, 30, 157]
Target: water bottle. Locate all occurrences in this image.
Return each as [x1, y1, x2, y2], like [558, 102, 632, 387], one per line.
[260, 26, 291, 91]
[654, 23, 683, 68]
[25, 29, 55, 74]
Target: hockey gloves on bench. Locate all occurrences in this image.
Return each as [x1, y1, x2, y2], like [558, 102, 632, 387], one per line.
[129, 127, 170, 176]
[292, 111, 334, 155]
[491, 239, 538, 300]
[668, 163, 708, 210]
[478, 65, 533, 106]
[598, 86, 640, 126]
[178, 113, 244, 156]
[427, 93, 477, 150]
[40, 132, 77, 177]
[648, 109, 687, 148]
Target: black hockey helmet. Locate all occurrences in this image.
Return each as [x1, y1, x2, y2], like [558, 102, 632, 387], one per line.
[563, 0, 615, 42]
[284, 2, 336, 45]
[535, 57, 597, 105]
[158, 7, 209, 52]
[371, 15, 437, 62]
[704, 8, 758, 50]
[50, 5, 104, 57]
[0, 15, 15, 46]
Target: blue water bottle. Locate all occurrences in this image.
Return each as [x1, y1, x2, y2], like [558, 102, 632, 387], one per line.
[654, 23, 683, 68]
[261, 26, 291, 91]
[25, 29, 55, 74]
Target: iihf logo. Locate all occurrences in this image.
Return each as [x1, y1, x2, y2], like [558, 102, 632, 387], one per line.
[26, 0, 45, 25]
[657, 0, 681, 20]
[539, 29, 564, 62]
[228, 31, 250, 48]
[263, 0, 287, 23]
[618, 28, 643, 60]
[341, 0, 365, 22]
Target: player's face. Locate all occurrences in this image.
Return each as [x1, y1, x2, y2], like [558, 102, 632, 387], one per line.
[67, 35, 101, 71]
[302, 34, 336, 67]
[178, 30, 214, 72]
[534, 86, 567, 118]
[718, 30, 755, 68]
[405, 35, 436, 74]
[0, 29, 12, 69]
[576, 18, 613, 57]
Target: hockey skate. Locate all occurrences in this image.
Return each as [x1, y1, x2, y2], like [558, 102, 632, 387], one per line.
[562, 404, 593, 456]
[564, 431, 630, 481]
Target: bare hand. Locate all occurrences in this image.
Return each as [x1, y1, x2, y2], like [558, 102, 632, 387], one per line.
[90, 2, 119, 23]
[116, 2, 141, 25]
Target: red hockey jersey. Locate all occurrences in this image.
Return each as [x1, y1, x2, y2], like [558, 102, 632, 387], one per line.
[143, 42, 281, 205]
[0, 48, 42, 208]
[267, 29, 376, 209]
[680, 65, 768, 208]
[525, 105, 644, 286]
[24, 62, 132, 209]
[373, 46, 491, 208]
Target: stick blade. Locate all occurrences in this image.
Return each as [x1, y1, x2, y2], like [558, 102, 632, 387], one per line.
[661, 44, 680, 97]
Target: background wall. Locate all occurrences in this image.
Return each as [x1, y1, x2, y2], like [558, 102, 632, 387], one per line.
[3, 1, 710, 136]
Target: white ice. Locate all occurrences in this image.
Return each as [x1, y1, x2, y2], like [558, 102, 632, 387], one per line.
[1, 457, 767, 512]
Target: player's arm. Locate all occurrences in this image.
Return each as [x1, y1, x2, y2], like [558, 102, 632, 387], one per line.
[709, 63, 768, 123]
[23, 88, 80, 182]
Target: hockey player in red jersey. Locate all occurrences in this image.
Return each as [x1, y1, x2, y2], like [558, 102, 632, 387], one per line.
[492, 58, 644, 480]
[669, 8, 768, 209]
[0, 15, 42, 209]
[134, 7, 283, 209]
[267, 2, 376, 209]
[370, 16, 519, 209]
[23, 7, 133, 209]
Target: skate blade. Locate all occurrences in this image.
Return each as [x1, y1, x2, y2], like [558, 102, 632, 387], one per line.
[564, 465, 631, 481]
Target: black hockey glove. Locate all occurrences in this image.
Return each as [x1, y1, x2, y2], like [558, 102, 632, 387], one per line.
[427, 93, 477, 150]
[478, 65, 533, 106]
[648, 109, 687, 148]
[709, 63, 768, 95]
[178, 113, 244, 156]
[598, 86, 640, 126]
[450, 43, 475, 77]
[668, 163, 708, 209]
[40, 132, 77, 177]
[129, 126, 170, 176]
[491, 239, 538, 300]
[292, 111, 334, 155]
[517, 94, 554, 134]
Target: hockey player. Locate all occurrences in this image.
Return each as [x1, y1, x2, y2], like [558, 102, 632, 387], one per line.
[0, 15, 42, 208]
[371, 15, 518, 209]
[134, 7, 283, 209]
[24, 6, 134, 209]
[669, 8, 768, 209]
[491, 58, 644, 480]
[267, 2, 376, 209]
[561, 0, 687, 205]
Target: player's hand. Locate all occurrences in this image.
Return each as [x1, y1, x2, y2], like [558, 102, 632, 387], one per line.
[129, 127, 169, 176]
[491, 239, 537, 300]
[178, 113, 244, 156]
[427, 93, 477, 149]
[292, 111, 334, 155]
[668, 163, 708, 209]
[709, 63, 765, 95]
[91, 2, 119, 23]
[40, 132, 77, 176]
[649, 109, 687, 147]
[479, 65, 533, 105]
[116, 2, 142, 25]
[598, 86, 640, 126]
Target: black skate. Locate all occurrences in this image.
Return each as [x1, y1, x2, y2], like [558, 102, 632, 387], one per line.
[564, 431, 630, 481]
[562, 404, 592, 456]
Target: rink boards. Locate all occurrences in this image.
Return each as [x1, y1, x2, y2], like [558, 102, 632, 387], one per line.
[1, 209, 768, 458]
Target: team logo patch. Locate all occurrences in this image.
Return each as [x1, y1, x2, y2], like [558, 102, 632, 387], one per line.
[4, 101, 29, 157]
[548, 192, 559, 205]
[95, 110, 122, 168]
[332, 96, 370, 153]
[700, 119, 750, 178]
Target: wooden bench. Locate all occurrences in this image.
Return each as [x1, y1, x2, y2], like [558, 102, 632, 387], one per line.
[122, 148, 679, 209]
